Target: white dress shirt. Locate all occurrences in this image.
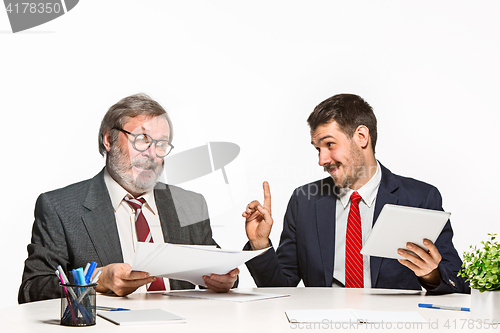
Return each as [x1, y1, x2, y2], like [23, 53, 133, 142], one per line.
[104, 168, 170, 292]
[333, 161, 382, 288]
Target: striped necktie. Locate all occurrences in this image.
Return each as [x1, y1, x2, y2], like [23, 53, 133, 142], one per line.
[124, 196, 166, 291]
[345, 191, 363, 288]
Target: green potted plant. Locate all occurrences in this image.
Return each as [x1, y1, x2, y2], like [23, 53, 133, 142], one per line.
[459, 233, 500, 321]
[459, 233, 500, 292]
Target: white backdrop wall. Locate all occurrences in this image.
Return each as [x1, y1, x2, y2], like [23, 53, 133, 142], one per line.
[1, 1, 499, 309]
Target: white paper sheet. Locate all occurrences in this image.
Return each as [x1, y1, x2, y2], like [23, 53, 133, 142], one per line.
[132, 243, 269, 286]
[164, 289, 290, 302]
[285, 309, 428, 323]
[354, 309, 428, 323]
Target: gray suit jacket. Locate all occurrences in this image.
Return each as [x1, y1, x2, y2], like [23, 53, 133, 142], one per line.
[19, 168, 219, 303]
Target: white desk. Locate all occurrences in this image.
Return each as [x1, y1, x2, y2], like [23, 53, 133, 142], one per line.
[1, 288, 479, 332]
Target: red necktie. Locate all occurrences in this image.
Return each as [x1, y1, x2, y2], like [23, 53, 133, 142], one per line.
[345, 191, 363, 288]
[124, 197, 166, 291]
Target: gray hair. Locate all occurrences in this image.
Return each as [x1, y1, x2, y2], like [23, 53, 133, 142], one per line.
[98, 93, 173, 156]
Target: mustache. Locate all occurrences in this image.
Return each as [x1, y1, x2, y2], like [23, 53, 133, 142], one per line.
[130, 157, 159, 170]
[323, 163, 340, 172]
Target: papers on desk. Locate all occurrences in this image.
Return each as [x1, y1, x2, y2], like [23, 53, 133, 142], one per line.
[285, 309, 428, 324]
[132, 243, 269, 286]
[97, 308, 186, 325]
[164, 289, 290, 302]
[360, 204, 450, 259]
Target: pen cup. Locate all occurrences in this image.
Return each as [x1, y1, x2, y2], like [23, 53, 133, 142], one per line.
[60, 283, 97, 326]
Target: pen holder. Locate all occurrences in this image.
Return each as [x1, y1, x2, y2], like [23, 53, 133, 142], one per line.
[60, 283, 97, 326]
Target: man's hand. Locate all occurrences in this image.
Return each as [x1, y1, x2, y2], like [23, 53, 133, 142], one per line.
[397, 239, 442, 286]
[203, 268, 239, 293]
[242, 181, 273, 250]
[95, 263, 155, 296]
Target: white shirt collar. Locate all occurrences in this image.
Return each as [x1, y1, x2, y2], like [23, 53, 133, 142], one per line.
[338, 161, 382, 209]
[103, 168, 157, 215]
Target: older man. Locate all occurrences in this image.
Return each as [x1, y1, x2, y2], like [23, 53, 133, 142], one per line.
[19, 93, 238, 303]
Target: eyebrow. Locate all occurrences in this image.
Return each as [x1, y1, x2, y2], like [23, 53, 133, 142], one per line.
[127, 126, 148, 134]
[133, 126, 169, 140]
[311, 134, 335, 146]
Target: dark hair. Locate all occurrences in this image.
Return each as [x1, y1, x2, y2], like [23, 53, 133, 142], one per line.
[307, 94, 377, 152]
[98, 93, 173, 156]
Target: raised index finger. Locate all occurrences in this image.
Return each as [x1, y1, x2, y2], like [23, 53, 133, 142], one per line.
[263, 181, 271, 210]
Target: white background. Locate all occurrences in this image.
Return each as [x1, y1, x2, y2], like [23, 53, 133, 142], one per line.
[1, 1, 499, 309]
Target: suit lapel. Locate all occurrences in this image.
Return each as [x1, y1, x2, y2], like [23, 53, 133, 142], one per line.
[370, 163, 399, 287]
[316, 179, 337, 286]
[81, 169, 124, 266]
[154, 183, 181, 243]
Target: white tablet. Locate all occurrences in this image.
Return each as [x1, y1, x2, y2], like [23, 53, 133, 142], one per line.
[360, 204, 450, 259]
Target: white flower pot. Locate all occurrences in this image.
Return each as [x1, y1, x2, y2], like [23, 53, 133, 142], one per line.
[471, 289, 500, 322]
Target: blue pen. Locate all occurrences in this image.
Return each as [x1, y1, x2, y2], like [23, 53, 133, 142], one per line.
[76, 268, 86, 286]
[96, 306, 131, 311]
[72, 269, 80, 285]
[418, 303, 470, 312]
[85, 262, 97, 284]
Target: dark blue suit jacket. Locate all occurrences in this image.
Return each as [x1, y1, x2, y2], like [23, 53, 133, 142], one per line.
[245, 164, 469, 294]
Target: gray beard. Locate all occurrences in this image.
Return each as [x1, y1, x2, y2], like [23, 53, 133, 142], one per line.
[107, 144, 164, 195]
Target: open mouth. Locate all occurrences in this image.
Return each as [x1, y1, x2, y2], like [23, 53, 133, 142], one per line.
[325, 165, 338, 175]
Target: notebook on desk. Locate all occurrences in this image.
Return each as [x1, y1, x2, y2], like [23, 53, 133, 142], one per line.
[97, 308, 186, 325]
[360, 204, 450, 259]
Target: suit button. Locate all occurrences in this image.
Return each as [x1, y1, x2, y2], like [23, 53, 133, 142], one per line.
[449, 279, 456, 288]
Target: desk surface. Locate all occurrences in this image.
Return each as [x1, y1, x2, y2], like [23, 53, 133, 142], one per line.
[0, 288, 481, 332]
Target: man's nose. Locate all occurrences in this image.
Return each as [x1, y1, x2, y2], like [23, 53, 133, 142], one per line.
[143, 142, 158, 157]
[318, 149, 332, 166]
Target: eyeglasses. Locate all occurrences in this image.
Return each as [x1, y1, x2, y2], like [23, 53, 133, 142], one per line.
[114, 128, 174, 158]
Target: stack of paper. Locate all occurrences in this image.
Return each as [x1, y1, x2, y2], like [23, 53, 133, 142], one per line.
[132, 243, 269, 286]
[164, 289, 290, 302]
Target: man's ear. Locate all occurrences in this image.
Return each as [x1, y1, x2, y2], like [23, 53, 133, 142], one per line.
[103, 130, 112, 153]
[354, 125, 370, 149]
